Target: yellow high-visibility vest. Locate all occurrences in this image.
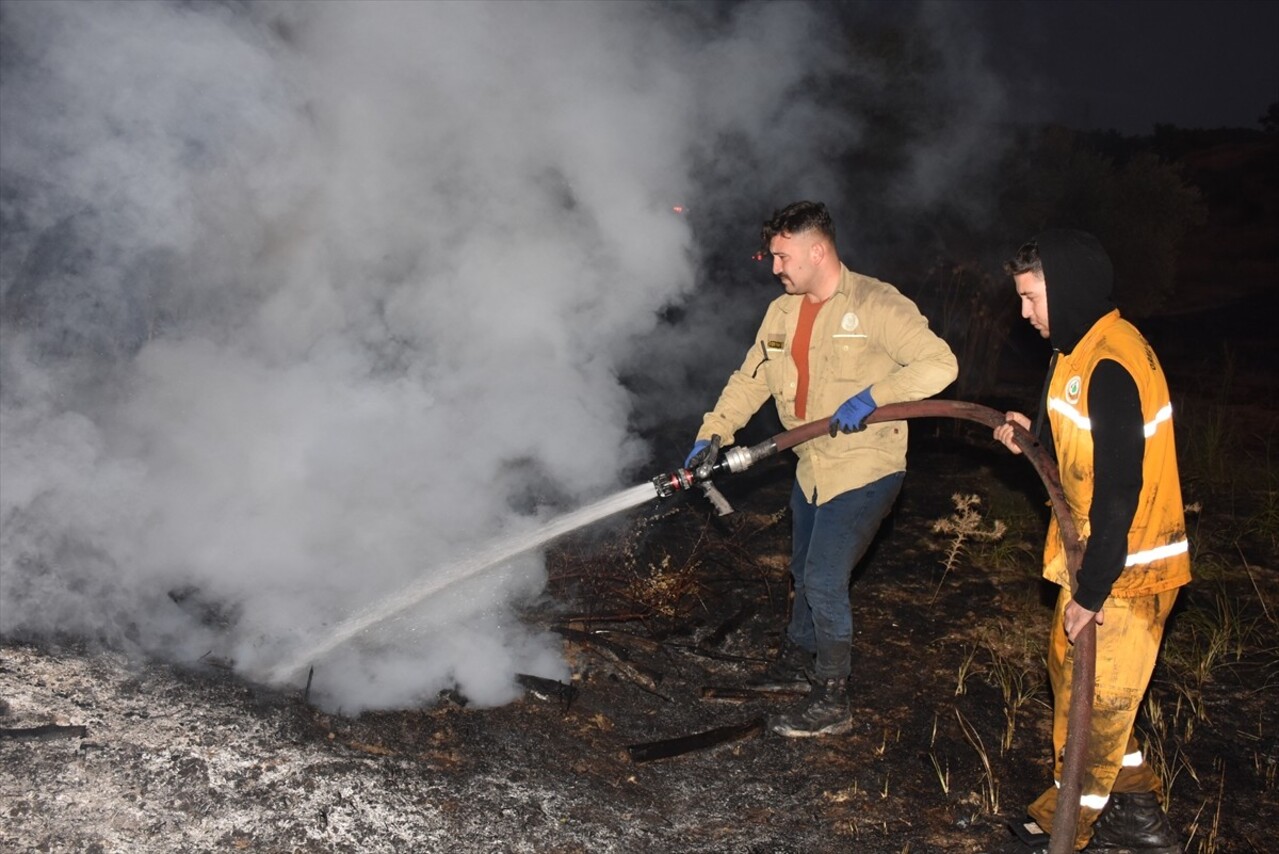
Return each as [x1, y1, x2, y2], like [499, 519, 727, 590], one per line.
[1043, 310, 1191, 596]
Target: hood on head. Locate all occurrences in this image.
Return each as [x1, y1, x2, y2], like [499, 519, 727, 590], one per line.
[1036, 229, 1116, 354]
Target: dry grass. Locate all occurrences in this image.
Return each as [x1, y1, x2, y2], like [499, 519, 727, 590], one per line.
[928, 493, 1008, 603]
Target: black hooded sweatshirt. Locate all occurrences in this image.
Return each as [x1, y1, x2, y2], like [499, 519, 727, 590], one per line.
[1034, 230, 1145, 612]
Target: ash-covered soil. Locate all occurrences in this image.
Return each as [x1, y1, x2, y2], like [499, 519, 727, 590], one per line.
[3, 424, 1276, 854]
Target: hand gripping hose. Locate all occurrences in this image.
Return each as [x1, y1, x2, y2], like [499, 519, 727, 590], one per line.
[661, 400, 1091, 854]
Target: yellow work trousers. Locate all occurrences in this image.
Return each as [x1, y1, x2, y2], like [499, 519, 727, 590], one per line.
[1027, 585, 1179, 850]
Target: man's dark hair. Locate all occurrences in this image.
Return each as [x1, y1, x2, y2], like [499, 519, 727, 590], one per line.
[760, 200, 835, 255]
[1003, 240, 1043, 277]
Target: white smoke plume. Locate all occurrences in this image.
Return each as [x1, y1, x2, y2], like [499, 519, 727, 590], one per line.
[0, 0, 1003, 712]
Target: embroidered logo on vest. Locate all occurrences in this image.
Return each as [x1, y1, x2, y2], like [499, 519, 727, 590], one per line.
[1065, 375, 1082, 405]
[840, 312, 859, 332]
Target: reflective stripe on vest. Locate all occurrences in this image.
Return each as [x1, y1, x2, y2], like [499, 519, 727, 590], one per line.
[1144, 402, 1173, 438]
[1047, 397, 1090, 430]
[1047, 398, 1174, 438]
[1125, 539, 1189, 567]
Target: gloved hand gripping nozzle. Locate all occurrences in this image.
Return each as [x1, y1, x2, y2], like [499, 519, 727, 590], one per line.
[651, 434, 779, 499]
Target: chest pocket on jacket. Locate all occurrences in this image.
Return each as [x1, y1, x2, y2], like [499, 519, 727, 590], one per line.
[830, 334, 869, 381]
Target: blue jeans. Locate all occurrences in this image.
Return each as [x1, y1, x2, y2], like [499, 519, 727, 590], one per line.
[786, 471, 905, 680]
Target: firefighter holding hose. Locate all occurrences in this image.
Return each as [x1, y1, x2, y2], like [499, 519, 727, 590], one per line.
[684, 201, 957, 737]
[994, 230, 1189, 853]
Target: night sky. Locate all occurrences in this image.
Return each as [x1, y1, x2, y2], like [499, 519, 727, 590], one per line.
[972, 0, 1279, 134]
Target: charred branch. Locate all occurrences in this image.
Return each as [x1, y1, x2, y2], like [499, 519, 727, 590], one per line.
[661, 642, 768, 665]
[0, 724, 88, 741]
[552, 626, 670, 700]
[700, 684, 810, 702]
[627, 716, 767, 763]
[515, 673, 578, 710]
[548, 612, 654, 624]
[699, 599, 753, 649]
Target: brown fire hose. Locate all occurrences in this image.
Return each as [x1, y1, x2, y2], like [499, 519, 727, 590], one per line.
[773, 400, 1091, 854]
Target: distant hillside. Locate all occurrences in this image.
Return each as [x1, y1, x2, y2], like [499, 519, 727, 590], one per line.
[1081, 126, 1279, 313]
[1174, 135, 1279, 311]
[1127, 130, 1278, 387]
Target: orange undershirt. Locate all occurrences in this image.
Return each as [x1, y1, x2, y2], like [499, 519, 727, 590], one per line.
[792, 297, 825, 420]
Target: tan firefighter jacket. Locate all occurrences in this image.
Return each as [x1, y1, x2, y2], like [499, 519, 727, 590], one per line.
[696, 265, 957, 505]
[1043, 310, 1191, 596]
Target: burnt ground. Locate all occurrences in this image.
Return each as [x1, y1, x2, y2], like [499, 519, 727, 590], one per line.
[2, 375, 1277, 853]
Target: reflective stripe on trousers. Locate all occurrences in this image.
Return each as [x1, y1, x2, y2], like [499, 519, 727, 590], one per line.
[1027, 586, 1178, 850]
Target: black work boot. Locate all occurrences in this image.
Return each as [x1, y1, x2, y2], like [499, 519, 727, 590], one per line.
[761, 637, 813, 684]
[1086, 791, 1182, 853]
[767, 677, 853, 737]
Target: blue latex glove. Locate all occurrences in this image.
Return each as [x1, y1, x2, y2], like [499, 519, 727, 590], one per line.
[685, 438, 716, 470]
[829, 388, 877, 436]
